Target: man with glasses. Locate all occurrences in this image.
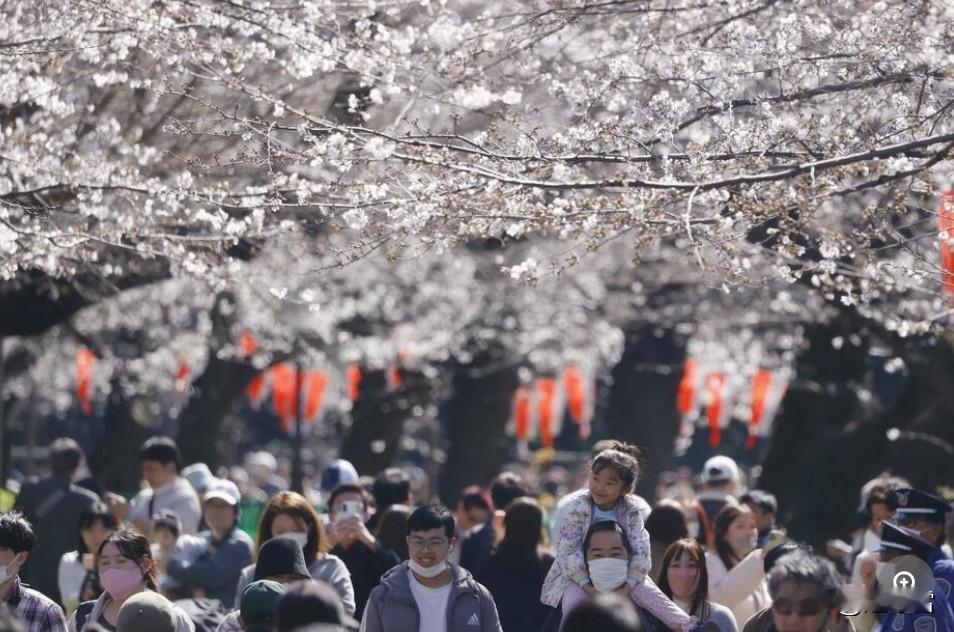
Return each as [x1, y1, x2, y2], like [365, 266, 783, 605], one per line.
[746, 550, 844, 632]
[360, 504, 502, 632]
[890, 488, 954, 600]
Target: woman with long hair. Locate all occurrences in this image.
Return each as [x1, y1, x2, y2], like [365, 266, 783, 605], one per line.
[67, 529, 194, 631]
[58, 503, 117, 615]
[232, 491, 355, 615]
[477, 498, 555, 630]
[704, 505, 771, 627]
[658, 539, 738, 631]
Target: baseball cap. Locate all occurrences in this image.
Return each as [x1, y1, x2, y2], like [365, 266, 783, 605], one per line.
[204, 478, 241, 506]
[182, 463, 214, 493]
[116, 591, 177, 632]
[701, 455, 740, 484]
[241, 580, 287, 631]
[319, 460, 360, 493]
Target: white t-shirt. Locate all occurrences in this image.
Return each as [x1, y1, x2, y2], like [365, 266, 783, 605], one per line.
[408, 569, 452, 632]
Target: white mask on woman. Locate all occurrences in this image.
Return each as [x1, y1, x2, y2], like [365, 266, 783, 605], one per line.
[274, 532, 309, 549]
[588, 558, 629, 592]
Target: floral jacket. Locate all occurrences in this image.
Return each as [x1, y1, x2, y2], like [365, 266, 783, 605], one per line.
[540, 488, 652, 607]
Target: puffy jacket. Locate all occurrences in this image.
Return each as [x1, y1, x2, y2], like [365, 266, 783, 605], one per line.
[360, 562, 502, 632]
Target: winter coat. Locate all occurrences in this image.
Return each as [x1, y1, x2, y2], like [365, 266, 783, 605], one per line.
[705, 550, 770, 628]
[359, 562, 502, 632]
[478, 551, 555, 632]
[541, 488, 651, 607]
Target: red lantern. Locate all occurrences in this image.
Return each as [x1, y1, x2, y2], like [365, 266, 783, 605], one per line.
[536, 378, 557, 447]
[75, 348, 96, 414]
[246, 372, 267, 406]
[388, 364, 403, 389]
[304, 371, 329, 422]
[175, 359, 190, 393]
[677, 359, 698, 415]
[941, 192, 954, 296]
[240, 332, 257, 358]
[270, 363, 297, 430]
[705, 373, 726, 447]
[512, 386, 532, 442]
[346, 364, 362, 401]
[562, 366, 587, 424]
[746, 370, 773, 449]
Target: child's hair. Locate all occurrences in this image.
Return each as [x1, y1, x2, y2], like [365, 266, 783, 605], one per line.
[591, 441, 641, 492]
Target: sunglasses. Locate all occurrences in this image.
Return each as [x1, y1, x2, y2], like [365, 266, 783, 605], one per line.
[772, 597, 825, 617]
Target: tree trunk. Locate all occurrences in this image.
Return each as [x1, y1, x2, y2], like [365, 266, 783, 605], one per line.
[90, 378, 149, 495]
[437, 356, 519, 506]
[339, 370, 410, 476]
[603, 326, 685, 500]
[176, 358, 259, 469]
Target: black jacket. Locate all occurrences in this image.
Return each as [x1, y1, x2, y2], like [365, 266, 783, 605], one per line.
[331, 538, 400, 620]
[14, 475, 99, 604]
[477, 552, 555, 632]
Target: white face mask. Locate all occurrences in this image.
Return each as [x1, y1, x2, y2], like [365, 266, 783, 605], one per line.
[588, 558, 629, 592]
[274, 532, 309, 549]
[0, 555, 23, 583]
[409, 558, 448, 578]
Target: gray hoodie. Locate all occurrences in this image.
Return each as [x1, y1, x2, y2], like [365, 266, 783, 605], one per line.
[360, 562, 502, 632]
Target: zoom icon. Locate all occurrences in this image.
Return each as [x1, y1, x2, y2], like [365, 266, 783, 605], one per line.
[893, 571, 916, 593]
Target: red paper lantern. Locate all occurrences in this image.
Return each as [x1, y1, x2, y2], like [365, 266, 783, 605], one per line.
[346, 364, 362, 401]
[705, 373, 726, 447]
[75, 348, 96, 414]
[562, 366, 587, 424]
[677, 359, 698, 415]
[536, 378, 557, 447]
[270, 363, 297, 430]
[246, 372, 267, 406]
[746, 369, 773, 449]
[240, 332, 257, 357]
[512, 386, 532, 442]
[175, 359, 190, 393]
[941, 192, 954, 296]
[304, 371, 329, 422]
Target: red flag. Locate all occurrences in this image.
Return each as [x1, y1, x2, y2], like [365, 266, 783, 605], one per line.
[746, 370, 773, 449]
[512, 387, 532, 442]
[536, 378, 557, 447]
[304, 371, 329, 422]
[562, 366, 587, 424]
[75, 348, 96, 414]
[940, 192, 954, 296]
[346, 364, 362, 401]
[705, 373, 726, 447]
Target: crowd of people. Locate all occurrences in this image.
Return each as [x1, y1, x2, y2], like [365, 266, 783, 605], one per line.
[0, 435, 950, 632]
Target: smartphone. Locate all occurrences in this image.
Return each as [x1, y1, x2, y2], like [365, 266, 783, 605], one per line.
[337, 500, 361, 522]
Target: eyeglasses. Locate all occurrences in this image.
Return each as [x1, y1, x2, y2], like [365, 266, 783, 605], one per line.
[772, 598, 825, 617]
[408, 537, 449, 551]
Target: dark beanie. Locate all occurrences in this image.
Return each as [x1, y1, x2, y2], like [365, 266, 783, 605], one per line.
[254, 537, 311, 581]
[277, 581, 359, 631]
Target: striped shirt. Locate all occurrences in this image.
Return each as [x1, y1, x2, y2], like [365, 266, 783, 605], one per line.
[7, 578, 68, 632]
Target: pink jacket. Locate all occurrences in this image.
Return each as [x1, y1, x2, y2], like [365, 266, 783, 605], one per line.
[540, 488, 652, 607]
